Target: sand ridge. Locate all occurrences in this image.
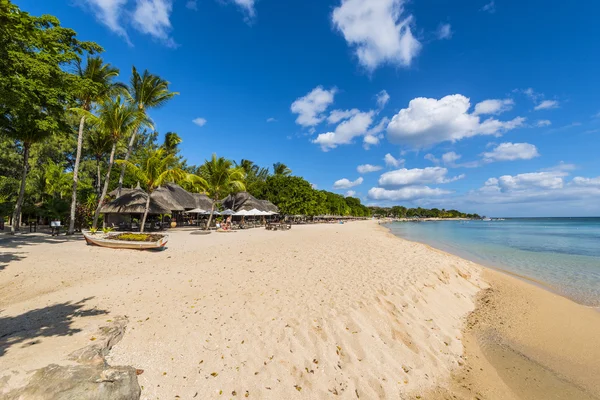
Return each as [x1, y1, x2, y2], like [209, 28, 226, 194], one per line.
[1, 221, 485, 398]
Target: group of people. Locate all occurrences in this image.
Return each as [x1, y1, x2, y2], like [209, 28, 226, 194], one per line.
[216, 216, 233, 231]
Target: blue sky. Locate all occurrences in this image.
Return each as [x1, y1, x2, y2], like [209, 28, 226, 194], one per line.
[16, 0, 600, 216]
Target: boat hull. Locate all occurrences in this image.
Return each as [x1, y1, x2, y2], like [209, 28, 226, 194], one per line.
[83, 232, 168, 250]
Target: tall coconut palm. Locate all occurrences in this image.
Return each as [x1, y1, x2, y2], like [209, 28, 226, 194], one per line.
[191, 155, 245, 230]
[68, 56, 122, 234]
[90, 96, 148, 229]
[116, 148, 186, 232]
[116, 67, 178, 198]
[85, 126, 113, 198]
[273, 162, 292, 176]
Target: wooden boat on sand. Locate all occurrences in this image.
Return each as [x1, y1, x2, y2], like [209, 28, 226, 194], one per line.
[83, 232, 168, 250]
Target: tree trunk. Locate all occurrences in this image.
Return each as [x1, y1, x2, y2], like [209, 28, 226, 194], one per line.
[140, 191, 151, 233]
[68, 115, 86, 235]
[116, 126, 139, 198]
[96, 158, 102, 199]
[11, 143, 30, 234]
[92, 142, 116, 229]
[205, 198, 217, 231]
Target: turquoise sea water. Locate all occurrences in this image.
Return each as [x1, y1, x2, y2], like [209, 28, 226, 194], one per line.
[386, 218, 600, 307]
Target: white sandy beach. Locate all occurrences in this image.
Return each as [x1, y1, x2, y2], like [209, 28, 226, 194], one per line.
[1, 221, 487, 399]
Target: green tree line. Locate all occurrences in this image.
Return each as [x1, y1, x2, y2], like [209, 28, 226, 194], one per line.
[369, 206, 481, 219]
[0, 1, 370, 233]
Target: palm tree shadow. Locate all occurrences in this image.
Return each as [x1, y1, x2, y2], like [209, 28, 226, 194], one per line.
[0, 297, 108, 357]
[0, 252, 26, 271]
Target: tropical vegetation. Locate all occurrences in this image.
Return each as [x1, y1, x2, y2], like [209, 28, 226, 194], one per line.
[0, 2, 475, 234]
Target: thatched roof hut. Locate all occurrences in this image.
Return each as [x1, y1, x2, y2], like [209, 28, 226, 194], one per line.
[153, 183, 197, 210]
[100, 189, 171, 215]
[108, 183, 139, 198]
[222, 192, 279, 213]
[192, 193, 213, 210]
[260, 199, 279, 213]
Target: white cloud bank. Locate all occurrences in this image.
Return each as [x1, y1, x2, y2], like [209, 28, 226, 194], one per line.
[368, 186, 451, 201]
[473, 98, 514, 115]
[132, 0, 176, 47]
[387, 94, 525, 148]
[333, 177, 364, 189]
[384, 153, 403, 168]
[378, 167, 464, 187]
[331, 0, 421, 71]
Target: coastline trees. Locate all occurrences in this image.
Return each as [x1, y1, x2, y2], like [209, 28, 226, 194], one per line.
[90, 96, 148, 229]
[193, 155, 245, 230]
[68, 56, 122, 234]
[0, 2, 100, 233]
[116, 67, 178, 198]
[117, 148, 186, 232]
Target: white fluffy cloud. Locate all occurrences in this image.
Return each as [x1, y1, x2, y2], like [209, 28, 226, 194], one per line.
[536, 119, 551, 127]
[442, 151, 461, 164]
[473, 99, 514, 115]
[232, 0, 256, 18]
[376, 90, 390, 108]
[437, 23, 452, 40]
[333, 177, 364, 189]
[266, 117, 277, 123]
[331, 0, 421, 71]
[384, 153, 403, 168]
[78, 0, 130, 41]
[387, 94, 525, 148]
[291, 86, 337, 127]
[313, 111, 376, 151]
[132, 0, 176, 47]
[368, 186, 451, 201]
[378, 167, 464, 187]
[482, 142, 540, 162]
[357, 164, 383, 174]
[328, 109, 360, 124]
[192, 117, 207, 127]
[534, 100, 559, 111]
[345, 190, 357, 197]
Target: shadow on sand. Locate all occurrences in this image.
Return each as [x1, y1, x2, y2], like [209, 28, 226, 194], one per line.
[0, 233, 84, 271]
[0, 297, 108, 357]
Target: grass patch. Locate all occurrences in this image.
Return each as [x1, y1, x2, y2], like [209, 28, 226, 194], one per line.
[108, 233, 165, 242]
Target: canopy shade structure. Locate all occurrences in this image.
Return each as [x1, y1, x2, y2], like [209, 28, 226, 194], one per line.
[153, 183, 198, 211]
[100, 188, 171, 215]
[246, 208, 262, 216]
[235, 209, 249, 216]
[220, 209, 236, 216]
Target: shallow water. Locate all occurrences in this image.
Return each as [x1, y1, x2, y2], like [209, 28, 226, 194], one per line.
[386, 218, 600, 306]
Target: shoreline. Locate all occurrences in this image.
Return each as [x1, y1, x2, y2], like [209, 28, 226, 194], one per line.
[381, 221, 600, 309]
[1, 221, 599, 398]
[379, 226, 600, 399]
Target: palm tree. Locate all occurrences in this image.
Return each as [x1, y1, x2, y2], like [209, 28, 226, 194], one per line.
[68, 56, 122, 235]
[162, 132, 182, 154]
[85, 127, 113, 198]
[273, 162, 292, 176]
[116, 67, 178, 198]
[90, 96, 148, 229]
[191, 155, 245, 230]
[117, 148, 186, 232]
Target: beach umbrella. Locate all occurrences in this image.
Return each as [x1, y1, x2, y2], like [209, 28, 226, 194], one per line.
[235, 209, 249, 216]
[185, 208, 206, 214]
[220, 209, 235, 215]
[247, 208, 262, 216]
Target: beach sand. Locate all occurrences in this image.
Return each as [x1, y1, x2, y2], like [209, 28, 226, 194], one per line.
[1, 221, 599, 399]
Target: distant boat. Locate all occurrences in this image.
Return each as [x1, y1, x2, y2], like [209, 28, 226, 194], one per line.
[482, 218, 492, 221]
